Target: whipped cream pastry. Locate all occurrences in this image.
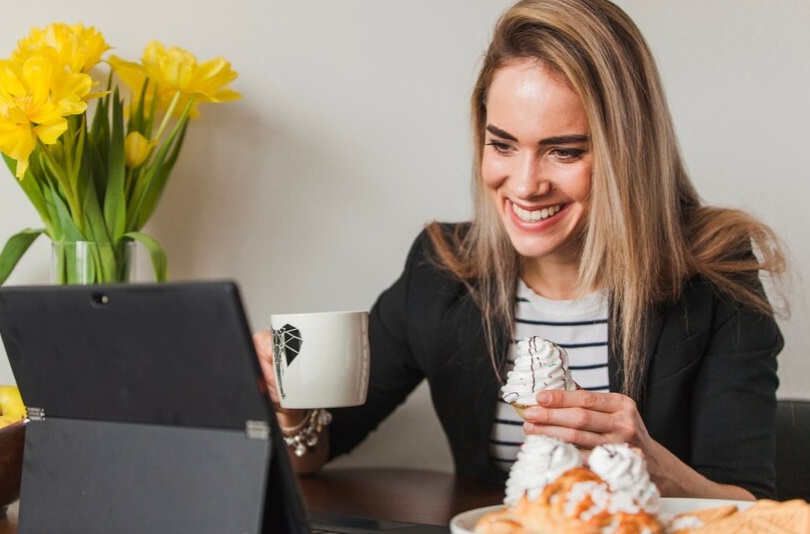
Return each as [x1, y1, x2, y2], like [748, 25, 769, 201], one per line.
[502, 437, 661, 519]
[504, 435, 583, 505]
[588, 443, 661, 514]
[501, 336, 576, 406]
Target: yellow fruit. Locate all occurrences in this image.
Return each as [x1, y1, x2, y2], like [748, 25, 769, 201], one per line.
[0, 385, 26, 427]
[0, 414, 21, 427]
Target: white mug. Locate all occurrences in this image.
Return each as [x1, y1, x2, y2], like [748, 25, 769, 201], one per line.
[270, 310, 369, 409]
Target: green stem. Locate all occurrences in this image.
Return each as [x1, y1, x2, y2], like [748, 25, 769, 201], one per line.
[39, 145, 84, 231]
[52, 240, 133, 284]
[153, 90, 183, 143]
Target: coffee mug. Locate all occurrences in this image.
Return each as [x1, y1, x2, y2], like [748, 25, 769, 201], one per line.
[270, 310, 369, 409]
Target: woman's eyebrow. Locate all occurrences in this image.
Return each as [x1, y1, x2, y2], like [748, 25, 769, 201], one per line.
[486, 125, 589, 146]
[486, 124, 517, 141]
[538, 134, 589, 146]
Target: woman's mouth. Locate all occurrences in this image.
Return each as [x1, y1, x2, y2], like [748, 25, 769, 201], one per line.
[510, 201, 563, 223]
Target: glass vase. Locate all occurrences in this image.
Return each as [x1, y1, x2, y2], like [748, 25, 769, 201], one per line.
[51, 241, 135, 284]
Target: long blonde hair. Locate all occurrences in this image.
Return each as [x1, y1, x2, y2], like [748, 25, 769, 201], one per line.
[428, 0, 786, 396]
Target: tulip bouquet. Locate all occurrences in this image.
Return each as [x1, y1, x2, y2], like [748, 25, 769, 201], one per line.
[0, 23, 240, 284]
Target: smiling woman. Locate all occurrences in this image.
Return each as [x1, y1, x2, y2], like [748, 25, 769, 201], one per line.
[253, 0, 788, 503]
[421, 0, 787, 500]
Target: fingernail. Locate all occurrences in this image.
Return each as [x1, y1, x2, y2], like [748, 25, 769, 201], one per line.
[536, 392, 551, 404]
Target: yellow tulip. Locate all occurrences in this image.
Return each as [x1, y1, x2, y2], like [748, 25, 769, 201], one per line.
[12, 22, 110, 74]
[108, 55, 147, 95]
[0, 107, 42, 177]
[108, 54, 155, 118]
[0, 56, 90, 178]
[124, 131, 152, 168]
[141, 41, 241, 118]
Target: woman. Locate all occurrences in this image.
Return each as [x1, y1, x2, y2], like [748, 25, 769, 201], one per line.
[255, 0, 786, 500]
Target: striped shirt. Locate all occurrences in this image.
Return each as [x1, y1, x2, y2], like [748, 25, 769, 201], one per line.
[489, 280, 609, 471]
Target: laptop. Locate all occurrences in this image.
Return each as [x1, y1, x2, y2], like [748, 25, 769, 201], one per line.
[0, 281, 449, 534]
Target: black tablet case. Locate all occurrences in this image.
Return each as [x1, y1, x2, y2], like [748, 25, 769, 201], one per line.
[0, 281, 310, 534]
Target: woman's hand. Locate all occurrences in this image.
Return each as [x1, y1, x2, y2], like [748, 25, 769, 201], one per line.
[252, 329, 308, 416]
[252, 330, 330, 474]
[521, 389, 651, 451]
[521, 389, 755, 500]
[253, 330, 281, 404]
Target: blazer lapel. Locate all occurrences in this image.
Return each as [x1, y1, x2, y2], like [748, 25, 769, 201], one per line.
[607, 305, 666, 403]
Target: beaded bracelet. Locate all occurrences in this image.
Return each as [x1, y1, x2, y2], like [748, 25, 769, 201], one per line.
[279, 408, 332, 457]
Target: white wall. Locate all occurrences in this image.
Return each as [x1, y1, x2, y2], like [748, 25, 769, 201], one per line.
[1, 1, 808, 473]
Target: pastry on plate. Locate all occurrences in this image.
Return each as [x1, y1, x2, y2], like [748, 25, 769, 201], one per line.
[476, 438, 665, 534]
[478, 467, 663, 534]
[503, 435, 582, 507]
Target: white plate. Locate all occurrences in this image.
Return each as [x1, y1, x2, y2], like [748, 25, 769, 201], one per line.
[450, 505, 502, 534]
[658, 498, 752, 516]
[449, 498, 753, 534]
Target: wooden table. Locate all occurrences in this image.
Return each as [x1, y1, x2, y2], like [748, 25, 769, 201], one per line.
[0, 467, 503, 533]
[300, 467, 503, 526]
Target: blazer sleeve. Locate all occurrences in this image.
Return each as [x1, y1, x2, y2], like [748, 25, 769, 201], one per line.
[689, 290, 782, 498]
[641, 275, 782, 499]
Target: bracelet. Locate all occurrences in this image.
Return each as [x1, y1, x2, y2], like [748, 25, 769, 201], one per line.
[279, 408, 332, 457]
[278, 409, 312, 435]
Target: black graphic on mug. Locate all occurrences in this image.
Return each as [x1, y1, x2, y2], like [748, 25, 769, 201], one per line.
[272, 323, 302, 400]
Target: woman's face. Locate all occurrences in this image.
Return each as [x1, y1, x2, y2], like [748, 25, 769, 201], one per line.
[481, 59, 592, 271]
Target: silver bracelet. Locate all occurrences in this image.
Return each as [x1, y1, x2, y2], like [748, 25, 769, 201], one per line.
[279, 408, 332, 457]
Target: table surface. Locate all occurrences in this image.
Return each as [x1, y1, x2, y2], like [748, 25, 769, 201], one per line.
[0, 467, 504, 533]
[301, 467, 503, 526]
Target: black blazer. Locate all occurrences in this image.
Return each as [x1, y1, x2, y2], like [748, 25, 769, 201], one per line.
[329, 226, 783, 498]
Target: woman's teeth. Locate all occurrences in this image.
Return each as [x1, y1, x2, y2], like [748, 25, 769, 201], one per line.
[511, 203, 562, 223]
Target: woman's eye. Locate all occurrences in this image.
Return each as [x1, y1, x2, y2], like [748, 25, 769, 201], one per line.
[486, 140, 513, 155]
[551, 148, 586, 162]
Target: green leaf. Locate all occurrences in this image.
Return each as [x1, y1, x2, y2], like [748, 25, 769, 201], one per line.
[0, 229, 44, 285]
[89, 75, 113, 138]
[51, 193, 85, 242]
[104, 88, 127, 240]
[89, 82, 112, 198]
[134, 119, 190, 229]
[69, 115, 85, 185]
[4, 154, 52, 234]
[80, 176, 111, 244]
[35, 146, 85, 229]
[2, 151, 18, 177]
[124, 231, 168, 282]
[129, 78, 152, 134]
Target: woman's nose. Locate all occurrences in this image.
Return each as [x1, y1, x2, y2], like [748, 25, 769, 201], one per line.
[512, 156, 552, 199]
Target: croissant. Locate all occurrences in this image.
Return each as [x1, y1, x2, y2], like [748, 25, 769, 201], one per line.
[669, 499, 810, 534]
[475, 467, 663, 534]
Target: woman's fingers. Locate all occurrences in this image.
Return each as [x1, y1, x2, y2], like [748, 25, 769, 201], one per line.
[523, 390, 643, 447]
[524, 405, 615, 435]
[535, 389, 634, 413]
[253, 330, 280, 403]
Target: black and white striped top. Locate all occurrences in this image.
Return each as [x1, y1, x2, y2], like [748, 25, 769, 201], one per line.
[489, 281, 609, 471]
